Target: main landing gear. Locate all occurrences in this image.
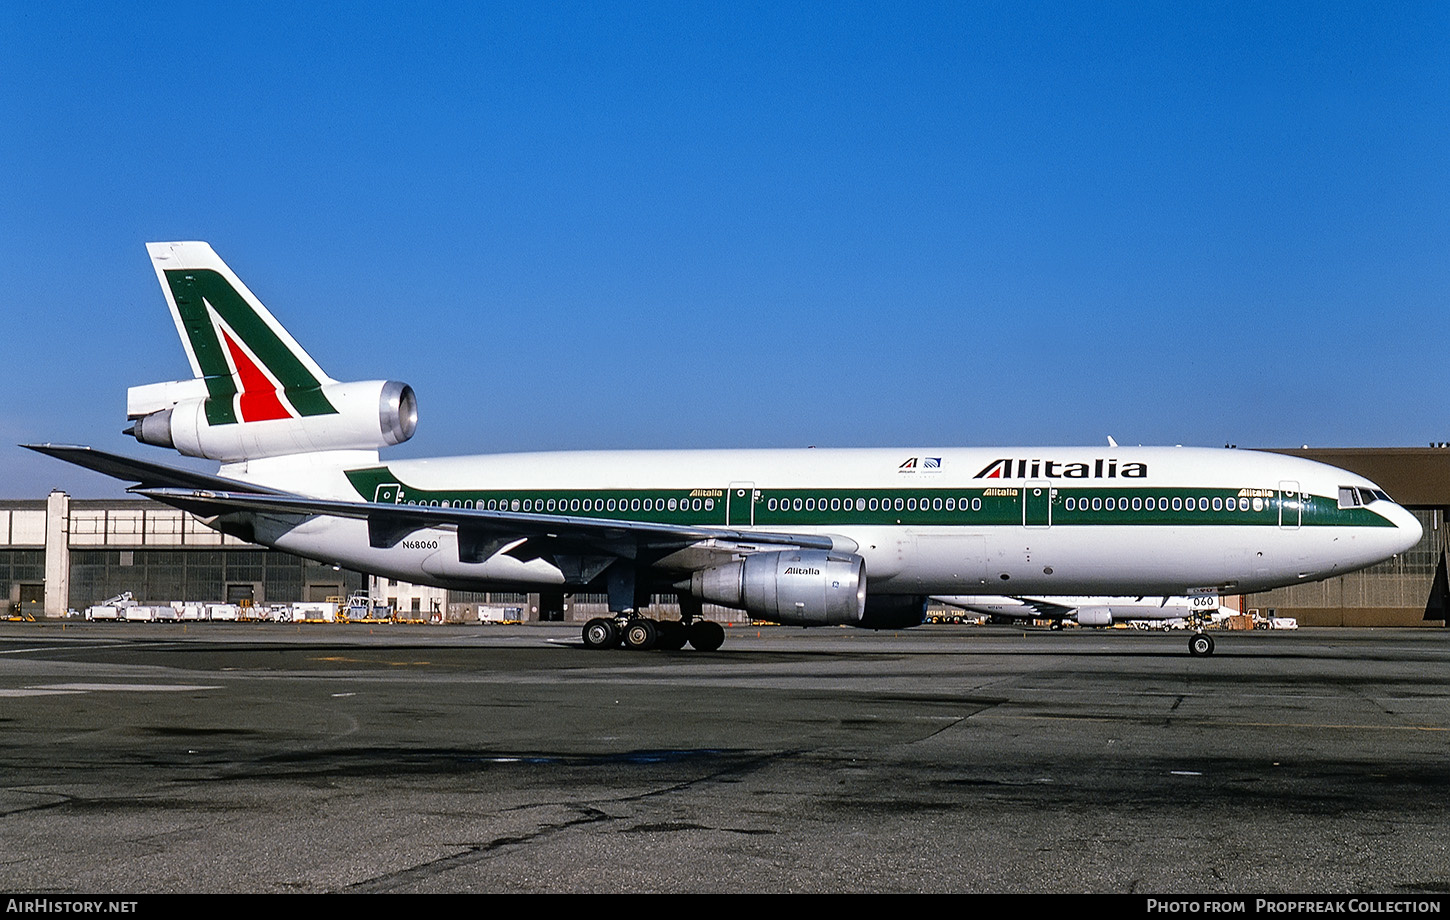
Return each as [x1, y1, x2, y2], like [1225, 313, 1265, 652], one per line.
[581, 615, 725, 652]
[585, 570, 726, 651]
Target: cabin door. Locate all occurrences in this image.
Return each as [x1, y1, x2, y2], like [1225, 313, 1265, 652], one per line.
[727, 482, 756, 526]
[1279, 481, 1302, 530]
[1023, 481, 1053, 528]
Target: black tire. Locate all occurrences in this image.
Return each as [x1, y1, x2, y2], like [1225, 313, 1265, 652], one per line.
[582, 618, 619, 650]
[1188, 633, 1215, 657]
[623, 618, 659, 651]
[654, 620, 688, 651]
[687, 620, 725, 652]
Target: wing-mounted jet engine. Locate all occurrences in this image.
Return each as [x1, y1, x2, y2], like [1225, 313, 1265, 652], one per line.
[684, 549, 927, 629]
[688, 549, 868, 626]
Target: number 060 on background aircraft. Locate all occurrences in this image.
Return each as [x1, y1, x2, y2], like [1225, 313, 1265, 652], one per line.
[28, 242, 1421, 656]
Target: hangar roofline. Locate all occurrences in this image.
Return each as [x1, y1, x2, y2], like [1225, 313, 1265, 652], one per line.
[1260, 447, 1450, 507]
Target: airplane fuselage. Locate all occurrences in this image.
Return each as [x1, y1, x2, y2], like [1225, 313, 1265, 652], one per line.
[229, 445, 1422, 598]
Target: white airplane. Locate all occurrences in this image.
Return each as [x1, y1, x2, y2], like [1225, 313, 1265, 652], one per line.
[932, 594, 1219, 628]
[27, 242, 1422, 656]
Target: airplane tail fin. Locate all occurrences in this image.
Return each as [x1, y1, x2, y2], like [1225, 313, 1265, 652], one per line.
[127, 242, 416, 463]
[137, 242, 337, 425]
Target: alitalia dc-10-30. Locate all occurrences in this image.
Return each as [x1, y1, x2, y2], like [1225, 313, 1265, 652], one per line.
[28, 242, 1422, 656]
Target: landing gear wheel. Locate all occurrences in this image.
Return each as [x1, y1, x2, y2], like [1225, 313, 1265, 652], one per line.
[687, 620, 725, 652]
[582, 617, 620, 650]
[654, 620, 688, 651]
[623, 618, 659, 651]
[1188, 633, 1215, 657]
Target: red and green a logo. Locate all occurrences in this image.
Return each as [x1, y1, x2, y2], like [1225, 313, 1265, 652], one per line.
[165, 269, 338, 426]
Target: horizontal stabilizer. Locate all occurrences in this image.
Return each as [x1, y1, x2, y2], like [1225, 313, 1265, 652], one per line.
[20, 444, 288, 495]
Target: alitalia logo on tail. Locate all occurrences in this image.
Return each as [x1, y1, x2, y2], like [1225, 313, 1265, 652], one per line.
[974, 458, 1149, 479]
[164, 268, 338, 426]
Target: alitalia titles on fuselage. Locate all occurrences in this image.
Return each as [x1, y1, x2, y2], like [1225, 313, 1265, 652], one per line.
[974, 458, 1148, 479]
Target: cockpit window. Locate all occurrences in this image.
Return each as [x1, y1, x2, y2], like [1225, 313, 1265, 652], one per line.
[1339, 486, 1392, 509]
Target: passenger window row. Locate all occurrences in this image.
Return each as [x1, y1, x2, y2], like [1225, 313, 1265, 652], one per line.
[1063, 495, 1265, 513]
[405, 497, 718, 514]
[765, 496, 985, 513]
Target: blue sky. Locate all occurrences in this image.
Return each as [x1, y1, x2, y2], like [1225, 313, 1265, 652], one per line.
[2, 2, 1447, 496]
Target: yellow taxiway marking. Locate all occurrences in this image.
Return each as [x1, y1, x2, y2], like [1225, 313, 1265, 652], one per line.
[310, 656, 432, 667]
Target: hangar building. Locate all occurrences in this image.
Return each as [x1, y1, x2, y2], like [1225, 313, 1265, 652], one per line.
[1246, 447, 1450, 626]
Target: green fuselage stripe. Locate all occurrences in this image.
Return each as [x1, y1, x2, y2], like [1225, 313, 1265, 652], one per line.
[342, 469, 1396, 529]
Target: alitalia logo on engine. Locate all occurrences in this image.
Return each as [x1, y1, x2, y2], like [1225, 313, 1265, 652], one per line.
[974, 458, 1148, 479]
[783, 567, 821, 575]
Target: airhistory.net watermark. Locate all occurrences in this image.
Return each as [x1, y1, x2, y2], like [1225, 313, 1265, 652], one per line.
[5, 902, 138, 914]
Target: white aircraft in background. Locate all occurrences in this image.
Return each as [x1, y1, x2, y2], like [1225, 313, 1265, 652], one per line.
[28, 242, 1422, 657]
[932, 594, 1219, 628]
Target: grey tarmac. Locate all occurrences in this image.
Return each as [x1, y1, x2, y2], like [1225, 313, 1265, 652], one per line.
[0, 621, 1446, 894]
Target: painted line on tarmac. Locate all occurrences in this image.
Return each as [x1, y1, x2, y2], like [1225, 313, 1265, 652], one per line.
[7, 682, 223, 695]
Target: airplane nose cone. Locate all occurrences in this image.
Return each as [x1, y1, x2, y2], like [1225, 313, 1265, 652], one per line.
[1389, 504, 1423, 555]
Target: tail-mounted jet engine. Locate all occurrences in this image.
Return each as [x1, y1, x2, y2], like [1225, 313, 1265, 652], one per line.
[126, 379, 417, 462]
[688, 550, 867, 627]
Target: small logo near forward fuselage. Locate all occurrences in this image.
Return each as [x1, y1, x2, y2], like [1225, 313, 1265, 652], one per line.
[899, 457, 942, 474]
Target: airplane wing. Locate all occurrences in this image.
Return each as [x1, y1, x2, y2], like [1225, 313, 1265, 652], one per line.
[28, 444, 849, 579]
[137, 486, 839, 550]
[133, 487, 848, 579]
[1008, 597, 1079, 620]
[932, 595, 1078, 620]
